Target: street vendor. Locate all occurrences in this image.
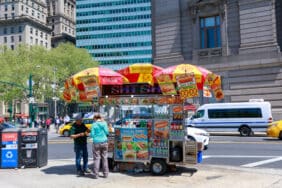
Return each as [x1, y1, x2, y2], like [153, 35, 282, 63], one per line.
[70, 114, 91, 176]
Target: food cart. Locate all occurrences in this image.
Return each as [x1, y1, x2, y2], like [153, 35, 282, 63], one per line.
[99, 84, 201, 175]
[63, 63, 224, 175]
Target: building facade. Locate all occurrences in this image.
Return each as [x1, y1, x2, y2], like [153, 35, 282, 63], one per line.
[76, 0, 153, 69]
[46, 0, 76, 47]
[152, 0, 282, 119]
[0, 0, 52, 49]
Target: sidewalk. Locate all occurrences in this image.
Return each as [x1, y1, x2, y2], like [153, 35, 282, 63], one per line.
[0, 159, 281, 188]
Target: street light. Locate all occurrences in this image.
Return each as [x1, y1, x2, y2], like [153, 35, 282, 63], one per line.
[52, 67, 58, 119]
[28, 74, 35, 127]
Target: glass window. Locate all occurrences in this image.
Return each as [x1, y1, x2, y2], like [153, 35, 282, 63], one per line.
[4, 37, 7, 43]
[18, 26, 22, 33]
[200, 16, 221, 49]
[19, 35, 22, 42]
[11, 36, 14, 42]
[11, 27, 14, 33]
[4, 28, 7, 34]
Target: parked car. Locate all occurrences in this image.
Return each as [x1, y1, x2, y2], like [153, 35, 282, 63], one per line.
[266, 120, 282, 139]
[0, 122, 16, 131]
[58, 118, 93, 137]
[186, 126, 210, 150]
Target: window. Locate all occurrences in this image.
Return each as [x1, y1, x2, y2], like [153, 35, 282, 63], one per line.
[4, 28, 7, 34]
[12, 4, 14, 11]
[5, 14, 8, 19]
[32, 10, 34, 16]
[30, 36, 33, 44]
[11, 13, 15, 19]
[208, 108, 262, 119]
[193, 110, 205, 119]
[19, 35, 22, 42]
[35, 29, 38, 36]
[30, 27, 33, 34]
[200, 15, 221, 49]
[11, 45, 14, 50]
[35, 38, 38, 44]
[11, 36, 14, 42]
[40, 32, 43, 38]
[18, 26, 22, 33]
[11, 27, 14, 33]
[4, 37, 7, 43]
[5, 4, 8, 11]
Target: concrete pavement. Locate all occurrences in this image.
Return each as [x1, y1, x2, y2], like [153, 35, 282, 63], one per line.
[0, 159, 282, 188]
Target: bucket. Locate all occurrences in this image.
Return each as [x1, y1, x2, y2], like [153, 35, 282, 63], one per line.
[197, 151, 203, 163]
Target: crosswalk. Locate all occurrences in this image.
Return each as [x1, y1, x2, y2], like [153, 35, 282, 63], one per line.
[203, 155, 282, 168]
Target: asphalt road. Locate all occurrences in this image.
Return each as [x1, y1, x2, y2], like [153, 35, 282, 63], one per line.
[48, 131, 282, 170]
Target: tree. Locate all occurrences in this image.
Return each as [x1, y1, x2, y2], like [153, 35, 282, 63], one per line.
[0, 43, 98, 104]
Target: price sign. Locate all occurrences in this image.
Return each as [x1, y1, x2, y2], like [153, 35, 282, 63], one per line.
[179, 88, 199, 99]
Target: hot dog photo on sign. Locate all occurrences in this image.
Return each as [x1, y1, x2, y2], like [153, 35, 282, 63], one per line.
[154, 120, 169, 139]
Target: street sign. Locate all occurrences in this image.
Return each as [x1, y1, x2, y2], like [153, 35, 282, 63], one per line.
[52, 97, 59, 101]
[29, 97, 35, 103]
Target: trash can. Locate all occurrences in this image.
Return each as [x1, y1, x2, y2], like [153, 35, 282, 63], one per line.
[20, 128, 48, 168]
[0, 128, 21, 168]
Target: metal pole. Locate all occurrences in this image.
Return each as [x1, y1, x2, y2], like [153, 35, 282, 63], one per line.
[29, 74, 33, 128]
[53, 67, 57, 118]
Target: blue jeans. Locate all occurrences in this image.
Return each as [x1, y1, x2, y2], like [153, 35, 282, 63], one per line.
[74, 144, 88, 172]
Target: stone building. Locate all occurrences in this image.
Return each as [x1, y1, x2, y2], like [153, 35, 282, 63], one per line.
[0, 0, 51, 49]
[46, 0, 76, 47]
[152, 0, 282, 119]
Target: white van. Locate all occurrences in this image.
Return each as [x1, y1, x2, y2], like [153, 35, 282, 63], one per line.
[186, 102, 273, 136]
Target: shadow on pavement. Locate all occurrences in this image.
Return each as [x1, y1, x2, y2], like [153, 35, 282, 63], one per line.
[115, 166, 198, 177]
[41, 162, 94, 178]
[41, 164, 76, 175]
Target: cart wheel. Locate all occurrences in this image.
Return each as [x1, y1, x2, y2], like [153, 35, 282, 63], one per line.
[150, 159, 167, 175]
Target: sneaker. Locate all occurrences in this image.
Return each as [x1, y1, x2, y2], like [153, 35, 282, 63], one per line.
[84, 168, 92, 174]
[77, 170, 85, 176]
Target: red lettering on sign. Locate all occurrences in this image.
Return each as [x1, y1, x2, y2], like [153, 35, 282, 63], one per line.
[2, 133, 18, 142]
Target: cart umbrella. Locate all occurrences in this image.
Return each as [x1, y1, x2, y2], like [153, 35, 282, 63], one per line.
[117, 63, 163, 85]
[71, 67, 129, 91]
[63, 67, 128, 102]
[154, 64, 223, 100]
[154, 64, 214, 90]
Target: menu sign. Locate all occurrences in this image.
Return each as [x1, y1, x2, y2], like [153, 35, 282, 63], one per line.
[114, 128, 149, 161]
[176, 73, 199, 99]
[206, 73, 224, 101]
[77, 75, 99, 101]
[156, 74, 177, 95]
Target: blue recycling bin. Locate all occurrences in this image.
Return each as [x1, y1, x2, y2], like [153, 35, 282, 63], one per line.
[0, 128, 21, 168]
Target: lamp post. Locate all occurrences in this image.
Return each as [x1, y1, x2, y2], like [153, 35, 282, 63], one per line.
[52, 67, 58, 119]
[28, 74, 34, 128]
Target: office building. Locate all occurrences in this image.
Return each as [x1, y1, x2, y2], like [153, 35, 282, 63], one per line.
[76, 0, 152, 69]
[0, 0, 51, 49]
[46, 0, 76, 47]
[152, 0, 282, 119]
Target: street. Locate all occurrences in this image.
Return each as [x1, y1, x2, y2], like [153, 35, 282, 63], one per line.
[48, 130, 282, 170]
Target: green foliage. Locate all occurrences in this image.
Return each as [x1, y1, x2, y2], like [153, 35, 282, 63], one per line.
[0, 43, 98, 103]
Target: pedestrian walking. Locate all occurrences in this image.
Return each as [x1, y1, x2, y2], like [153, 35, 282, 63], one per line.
[55, 117, 60, 133]
[90, 114, 109, 179]
[45, 118, 51, 131]
[70, 114, 91, 176]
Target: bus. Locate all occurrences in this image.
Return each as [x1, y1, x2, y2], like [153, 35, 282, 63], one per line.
[186, 101, 273, 136]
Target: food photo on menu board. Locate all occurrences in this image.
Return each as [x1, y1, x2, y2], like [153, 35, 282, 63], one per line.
[153, 120, 169, 139]
[119, 128, 149, 161]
